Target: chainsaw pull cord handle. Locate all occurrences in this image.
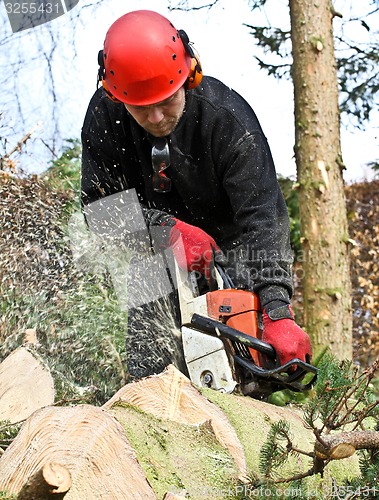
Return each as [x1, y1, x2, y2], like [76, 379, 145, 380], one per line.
[214, 261, 235, 289]
[210, 246, 235, 289]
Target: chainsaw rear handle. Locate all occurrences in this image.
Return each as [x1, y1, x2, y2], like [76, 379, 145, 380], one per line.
[190, 313, 318, 391]
[234, 355, 318, 380]
[235, 356, 317, 392]
[190, 313, 275, 358]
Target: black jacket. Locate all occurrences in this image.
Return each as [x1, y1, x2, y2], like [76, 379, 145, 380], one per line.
[81, 76, 293, 307]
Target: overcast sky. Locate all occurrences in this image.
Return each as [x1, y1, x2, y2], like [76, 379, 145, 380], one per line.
[2, 0, 378, 183]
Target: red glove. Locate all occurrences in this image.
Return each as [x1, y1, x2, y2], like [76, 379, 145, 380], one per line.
[262, 304, 312, 368]
[168, 219, 220, 279]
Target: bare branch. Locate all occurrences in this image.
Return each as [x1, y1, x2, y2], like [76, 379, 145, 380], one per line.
[168, 0, 221, 11]
[315, 430, 379, 459]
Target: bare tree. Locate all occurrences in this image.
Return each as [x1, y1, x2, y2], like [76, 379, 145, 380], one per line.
[0, 0, 104, 172]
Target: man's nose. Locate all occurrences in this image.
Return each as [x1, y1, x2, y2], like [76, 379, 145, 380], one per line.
[147, 106, 164, 124]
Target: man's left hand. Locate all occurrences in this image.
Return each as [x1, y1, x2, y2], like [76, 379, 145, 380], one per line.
[168, 218, 220, 280]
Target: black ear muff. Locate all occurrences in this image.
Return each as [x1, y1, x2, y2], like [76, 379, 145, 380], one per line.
[97, 49, 105, 87]
[178, 29, 203, 89]
[97, 49, 121, 103]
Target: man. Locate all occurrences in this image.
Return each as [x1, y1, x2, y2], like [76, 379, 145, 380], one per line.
[81, 9, 312, 380]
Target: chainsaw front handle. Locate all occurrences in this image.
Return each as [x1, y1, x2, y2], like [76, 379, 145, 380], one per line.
[190, 313, 275, 357]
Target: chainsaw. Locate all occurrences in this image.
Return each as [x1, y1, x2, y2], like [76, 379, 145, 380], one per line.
[175, 259, 318, 399]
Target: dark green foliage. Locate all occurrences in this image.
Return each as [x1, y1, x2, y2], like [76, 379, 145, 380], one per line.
[0, 274, 128, 405]
[44, 138, 81, 193]
[368, 159, 379, 177]
[0, 170, 128, 406]
[338, 450, 379, 499]
[356, 449, 379, 492]
[303, 354, 379, 432]
[253, 354, 379, 497]
[337, 36, 379, 127]
[244, 24, 292, 78]
[244, 25, 291, 57]
[259, 420, 292, 479]
[45, 141, 81, 185]
[247, 0, 268, 8]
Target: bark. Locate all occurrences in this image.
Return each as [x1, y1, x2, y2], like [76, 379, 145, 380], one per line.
[315, 430, 379, 459]
[289, 0, 352, 359]
[17, 462, 71, 499]
[0, 346, 55, 424]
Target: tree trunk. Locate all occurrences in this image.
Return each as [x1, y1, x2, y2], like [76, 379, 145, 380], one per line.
[289, 0, 352, 359]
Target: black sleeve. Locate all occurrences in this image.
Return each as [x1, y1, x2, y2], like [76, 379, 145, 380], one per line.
[214, 110, 293, 307]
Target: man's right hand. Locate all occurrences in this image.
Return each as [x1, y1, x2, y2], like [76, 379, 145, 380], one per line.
[262, 304, 312, 368]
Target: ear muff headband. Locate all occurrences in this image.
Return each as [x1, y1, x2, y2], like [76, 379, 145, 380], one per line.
[97, 49, 104, 85]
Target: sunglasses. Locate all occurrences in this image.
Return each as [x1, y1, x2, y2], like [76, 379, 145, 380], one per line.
[151, 138, 172, 193]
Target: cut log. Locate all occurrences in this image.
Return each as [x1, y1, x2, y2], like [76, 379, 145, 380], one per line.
[315, 430, 379, 459]
[103, 364, 247, 477]
[0, 404, 157, 500]
[17, 462, 71, 499]
[0, 346, 55, 423]
[103, 365, 360, 497]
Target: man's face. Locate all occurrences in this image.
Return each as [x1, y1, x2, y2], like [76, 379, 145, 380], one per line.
[124, 87, 186, 137]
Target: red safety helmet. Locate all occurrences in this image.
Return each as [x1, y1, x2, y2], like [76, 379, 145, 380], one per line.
[100, 10, 202, 106]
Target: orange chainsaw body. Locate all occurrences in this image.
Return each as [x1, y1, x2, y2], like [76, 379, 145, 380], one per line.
[206, 289, 263, 366]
